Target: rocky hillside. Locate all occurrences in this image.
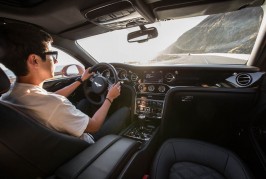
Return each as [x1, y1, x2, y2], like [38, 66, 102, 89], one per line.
[159, 7, 263, 56]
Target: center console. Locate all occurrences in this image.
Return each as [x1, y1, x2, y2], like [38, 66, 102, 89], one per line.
[133, 70, 169, 118]
[124, 92, 164, 141]
[118, 79, 168, 178]
[124, 81, 167, 142]
[123, 114, 158, 141]
[54, 135, 140, 179]
[135, 94, 165, 118]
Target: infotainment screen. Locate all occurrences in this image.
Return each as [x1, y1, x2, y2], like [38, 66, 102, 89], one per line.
[143, 71, 163, 83]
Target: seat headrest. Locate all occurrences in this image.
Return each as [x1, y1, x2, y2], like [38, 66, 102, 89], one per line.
[0, 68, 10, 95]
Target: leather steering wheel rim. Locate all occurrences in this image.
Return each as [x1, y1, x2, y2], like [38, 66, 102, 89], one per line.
[83, 63, 118, 105]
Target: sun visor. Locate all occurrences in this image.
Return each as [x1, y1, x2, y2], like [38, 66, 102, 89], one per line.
[153, 0, 265, 20]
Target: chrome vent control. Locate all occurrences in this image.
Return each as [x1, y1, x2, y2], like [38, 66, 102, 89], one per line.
[131, 73, 138, 81]
[236, 74, 252, 86]
[165, 73, 175, 82]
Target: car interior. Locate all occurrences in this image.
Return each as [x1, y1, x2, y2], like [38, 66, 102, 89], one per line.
[1, 0, 266, 178]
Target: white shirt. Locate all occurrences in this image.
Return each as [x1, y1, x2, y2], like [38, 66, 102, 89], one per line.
[1, 82, 94, 143]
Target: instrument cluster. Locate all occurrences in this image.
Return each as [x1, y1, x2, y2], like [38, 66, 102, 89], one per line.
[101, 67, 177, 92]
[100, 68, 138, 82]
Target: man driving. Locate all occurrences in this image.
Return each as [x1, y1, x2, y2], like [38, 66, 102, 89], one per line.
[0, 23, 129, 143]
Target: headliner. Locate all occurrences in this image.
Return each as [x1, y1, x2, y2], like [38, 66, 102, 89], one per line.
[0, 0, 264, 40]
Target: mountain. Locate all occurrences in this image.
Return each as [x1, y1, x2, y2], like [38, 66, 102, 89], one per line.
[155, 7, 263, 61]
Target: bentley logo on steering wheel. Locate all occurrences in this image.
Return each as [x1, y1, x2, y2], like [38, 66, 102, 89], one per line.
[94, 81, 102, 87]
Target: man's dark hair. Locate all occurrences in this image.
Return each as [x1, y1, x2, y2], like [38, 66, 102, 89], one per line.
[0, 23, 53, 76]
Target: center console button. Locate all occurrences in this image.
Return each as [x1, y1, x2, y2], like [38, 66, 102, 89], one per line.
[158, 85, 166, 92]
[148, 85, 155, 92]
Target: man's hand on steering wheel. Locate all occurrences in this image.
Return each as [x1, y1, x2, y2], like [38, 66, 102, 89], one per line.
[82, 63, 119, 105]
[106, 82, 121, 103]
[81, 67, 95, 82]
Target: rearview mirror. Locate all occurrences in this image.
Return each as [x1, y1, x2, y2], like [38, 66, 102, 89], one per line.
[127, 26, 158, 43]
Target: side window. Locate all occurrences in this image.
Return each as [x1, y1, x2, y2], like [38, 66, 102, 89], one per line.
[51, 47, 85, 79]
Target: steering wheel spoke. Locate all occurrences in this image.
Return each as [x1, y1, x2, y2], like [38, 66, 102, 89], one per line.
[107, 79, 114, 88]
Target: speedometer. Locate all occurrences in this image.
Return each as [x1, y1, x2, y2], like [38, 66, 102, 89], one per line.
[102, 69, 111, 78]
[118, 69, 127, 79]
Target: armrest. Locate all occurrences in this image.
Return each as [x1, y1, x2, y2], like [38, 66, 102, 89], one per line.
[55, 135, 140, 179]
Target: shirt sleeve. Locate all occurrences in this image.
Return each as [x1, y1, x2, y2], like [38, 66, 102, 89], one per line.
[47, 97, 90, 137]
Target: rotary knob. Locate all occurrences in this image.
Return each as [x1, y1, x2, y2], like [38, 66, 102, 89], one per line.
[138, 84, 145, 92]
[148, 85, 155, 92]
[158, 85, 166, 92]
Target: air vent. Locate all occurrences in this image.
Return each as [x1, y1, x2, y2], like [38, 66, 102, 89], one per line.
[165, 73, 175, 82]
[236, 73, 252, 86]
[131, 73, 138, 81]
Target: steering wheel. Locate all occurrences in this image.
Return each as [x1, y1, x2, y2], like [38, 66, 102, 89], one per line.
[83, 63, 118, 105]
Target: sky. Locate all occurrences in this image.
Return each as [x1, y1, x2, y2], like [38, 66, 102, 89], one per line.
[77, 15, 207, 64]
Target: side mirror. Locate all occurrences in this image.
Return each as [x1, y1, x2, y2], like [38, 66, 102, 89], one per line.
[61, 64, 84, 77]
[127, 26, 158, 43]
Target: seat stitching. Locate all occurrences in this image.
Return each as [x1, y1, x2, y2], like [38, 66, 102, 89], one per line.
[171, 162, 226, 179]
[224, 153, 250, 179]
[171, 141, 177, 162]
[223, 153, 229, 174]
[154, 142, 171, 179]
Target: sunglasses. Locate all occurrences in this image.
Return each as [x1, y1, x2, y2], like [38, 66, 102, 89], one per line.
[43, 51, 58, 61]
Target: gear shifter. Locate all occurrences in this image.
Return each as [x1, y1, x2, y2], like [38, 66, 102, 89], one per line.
[124, 114, 156, 141]
[138, 114, 146, 130]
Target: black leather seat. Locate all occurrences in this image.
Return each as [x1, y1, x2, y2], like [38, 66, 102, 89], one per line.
[0, 67, 90, 178]
[151, 139, 253, 179]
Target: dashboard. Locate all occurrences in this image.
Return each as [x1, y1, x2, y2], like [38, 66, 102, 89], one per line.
[98, 64, 265, 119]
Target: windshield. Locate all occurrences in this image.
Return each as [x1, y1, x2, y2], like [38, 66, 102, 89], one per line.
[77, 7, 263, 65]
